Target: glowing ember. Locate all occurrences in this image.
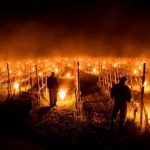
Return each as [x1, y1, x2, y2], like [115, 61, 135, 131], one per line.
[58, 89, 67, 101]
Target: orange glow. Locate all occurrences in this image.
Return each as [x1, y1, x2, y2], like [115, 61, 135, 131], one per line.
[87, 63, 90, 66]
[138, 65, 142, 70]
[133, 70, 138, 75]
[18, 71, 21, 76]
[55, 68, 59, 73]
[144, 81, 147, 87]
[66, 72, 71, 77]
[58, 89, 67, 101]
[113, 63, 117, 68]
[92, 68, 97, 74]
[102, 65, 105, 69]
[38, 72, 43, 76]
[14, 82, 19, 89]
[32, 67, 35, 71]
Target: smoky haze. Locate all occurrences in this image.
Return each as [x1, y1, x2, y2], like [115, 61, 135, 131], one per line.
[0, 0, 150, 59]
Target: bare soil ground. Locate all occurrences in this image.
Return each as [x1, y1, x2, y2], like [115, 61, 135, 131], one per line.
[0, 72, 150, 149]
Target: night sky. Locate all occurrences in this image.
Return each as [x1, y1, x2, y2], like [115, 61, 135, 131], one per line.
[0, 0, 150, 59]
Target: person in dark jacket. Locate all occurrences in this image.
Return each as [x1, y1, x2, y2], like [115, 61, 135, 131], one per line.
[109, 76, 131, 132]
[47, 72, 58, 108]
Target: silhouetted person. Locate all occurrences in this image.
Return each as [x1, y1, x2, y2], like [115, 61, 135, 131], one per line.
[47, 72, 58, 108]
[109, 76, 131, 133]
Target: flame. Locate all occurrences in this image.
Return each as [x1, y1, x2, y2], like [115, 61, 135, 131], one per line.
[144, 81, 147, 87]
[58, 89, 67, 101]
[66, 72, 71, 77]
[87, 63, 91, 66]
[32, 67, 35, 71]
[18, 71, 21, 76]
[113, 63, 117, 67]
[102, 65, 105, 69]
[55, 68, 59, 73]
[138, 65, 142, 70]
[92, 68, 97, 73]
[14, 82, 19, 89]
[3, 68, 6, 72]
[133, 70, 137, 75]
[38, 72, 42, 76]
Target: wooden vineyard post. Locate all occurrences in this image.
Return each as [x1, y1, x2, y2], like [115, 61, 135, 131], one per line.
[6, 63, 12, 96]
[98, 58, 101, 86]
[114, 73, 117, 84]
[35, 65, 40, 105]
[30, 73, 33, 95]
[19, 72, 21, 93]
[76, 61, 81, 116]
[24, 65, 27, 92]
[41, 73, 43, 88]
[130, 75, 133, 90]
[140, 63, 146, 127]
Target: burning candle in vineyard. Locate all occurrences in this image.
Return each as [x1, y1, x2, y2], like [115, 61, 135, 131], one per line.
[139, 65, 142, 70]
[18, 71, 21, 76]
[3, 68, 6, 72]
[66, 72, 71, 78]
[87, 63, 90, 67]
[92, 68, 97, 74]
[133, 70, 138, 75]
[102, 65, 105, 69]
[144, 81, 147, 87]
[113, 63, 117, 68]
[38, 72, 42, 76]
[14, 82, 19, 89]
[67, 63, 71, 67]
[32, 67, 35, 72]
[55, 68, 59, 73]
[13, 82, 19, 94]
[58, 89, 67, 101]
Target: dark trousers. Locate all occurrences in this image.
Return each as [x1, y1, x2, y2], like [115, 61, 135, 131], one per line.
[49, 88, 57, 107]
[109, 101, 127, 130]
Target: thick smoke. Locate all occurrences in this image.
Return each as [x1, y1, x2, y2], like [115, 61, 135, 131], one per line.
[0, 0, 150, 59]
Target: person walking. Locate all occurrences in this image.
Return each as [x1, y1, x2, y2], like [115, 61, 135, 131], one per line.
[47, 72, 58, 108]
[109, 76, 132, 133]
